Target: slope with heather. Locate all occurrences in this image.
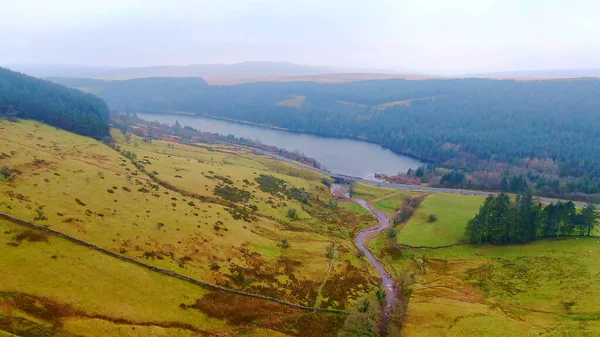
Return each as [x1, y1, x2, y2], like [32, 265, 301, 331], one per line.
[0, 119, 387, 336]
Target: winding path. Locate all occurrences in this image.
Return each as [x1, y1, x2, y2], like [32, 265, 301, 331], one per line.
[331, 184, 397, 321]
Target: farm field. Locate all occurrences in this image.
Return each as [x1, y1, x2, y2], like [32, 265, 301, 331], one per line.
[396, 193, 485, 247]
[0, 119, 382, 336]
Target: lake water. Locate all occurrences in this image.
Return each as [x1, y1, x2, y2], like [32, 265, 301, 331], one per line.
[137, 113, 424, 178]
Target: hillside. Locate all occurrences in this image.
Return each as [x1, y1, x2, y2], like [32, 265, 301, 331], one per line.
[468, 68, 600, 79]
[50, 76, 600, 199]
[0, 68, 109, 138]
[0, 118, 392, 336]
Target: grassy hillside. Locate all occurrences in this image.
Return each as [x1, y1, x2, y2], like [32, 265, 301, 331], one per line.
[0, 218, 344, 337]
[0, 119, 381, 336]
[402, 239, 600, 337]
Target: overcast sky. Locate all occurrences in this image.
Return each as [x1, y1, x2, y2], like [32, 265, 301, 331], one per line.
[2, 0, 599, 74]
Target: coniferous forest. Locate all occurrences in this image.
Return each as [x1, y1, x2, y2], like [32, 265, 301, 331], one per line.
[465, 191, 598, 244]
[0, 68, 109, 137]
[49, 76, 600, 199]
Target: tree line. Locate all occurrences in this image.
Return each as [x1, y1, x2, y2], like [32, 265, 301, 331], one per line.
[465, 191, 598, 244]
[0, 67, 109, 137]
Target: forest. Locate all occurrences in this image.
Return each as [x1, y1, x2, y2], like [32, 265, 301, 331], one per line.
[49, 76, 600, 199]
[465, 191, 598, 244]
[0, 68, 109, 137]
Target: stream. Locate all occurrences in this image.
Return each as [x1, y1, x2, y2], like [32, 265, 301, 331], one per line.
[331, 184, 397, 321]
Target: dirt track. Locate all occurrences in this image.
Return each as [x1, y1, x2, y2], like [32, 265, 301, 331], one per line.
[331, 184, 397, 323]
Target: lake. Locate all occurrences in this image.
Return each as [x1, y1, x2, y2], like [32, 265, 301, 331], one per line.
[137, 113, 424, 178]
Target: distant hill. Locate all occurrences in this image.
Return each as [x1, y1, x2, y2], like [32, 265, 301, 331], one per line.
[467, 69, 600, 79]
[203, 72, 441, 85]
[0, 67, 110, 137]
[7, 61, 404, 82]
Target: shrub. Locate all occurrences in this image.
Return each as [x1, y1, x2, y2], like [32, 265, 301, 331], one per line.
[387, 228, 397, 238]
[427, 213, 438, 223]
[0, 166, 16, 180]
[358, 299, 370, 313]
[321, 177, 332, 187]
[286, 208, 298, 220]
[15, 230, 48, 243]
[213, 185, 252, 203]
[281, 239, 290, 248]
[34, 207, 47, 221]
[376, 289, 386, 307]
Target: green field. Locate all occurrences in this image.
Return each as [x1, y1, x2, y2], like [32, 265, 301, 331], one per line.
[351, 183, 426, 217]
[401, 238, 600, 337]
[396, 193, 485, 247]
[364, 187, 600, 337]
[351, 183, 397, 200]
[371, 193, 407, 213]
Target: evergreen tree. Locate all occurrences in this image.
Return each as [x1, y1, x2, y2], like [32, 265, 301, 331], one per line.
[580, 204, 598, 236]
[465, 191, 598, 245]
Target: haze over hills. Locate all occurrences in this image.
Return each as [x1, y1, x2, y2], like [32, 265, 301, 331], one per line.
[8, 62, 600, 87]
[466, 68, 600, 79]
[6, 61, 413, 84]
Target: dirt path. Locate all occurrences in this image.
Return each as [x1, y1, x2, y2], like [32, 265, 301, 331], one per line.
[331, 184, 397, 323]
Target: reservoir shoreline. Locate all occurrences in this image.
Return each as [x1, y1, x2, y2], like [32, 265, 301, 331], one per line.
[137, 111, 425, 178]
[137, 111, 429, 171]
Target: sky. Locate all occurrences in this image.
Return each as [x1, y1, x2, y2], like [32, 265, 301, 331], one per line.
[2, 0, 600, 74]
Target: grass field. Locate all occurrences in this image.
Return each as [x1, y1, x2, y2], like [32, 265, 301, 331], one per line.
[400, 238, 600, 337]
[396, 193, 485, 247]
[0, 119, 383, 335]
[351, 183, 397, 201]
[351, 182, 426, 217]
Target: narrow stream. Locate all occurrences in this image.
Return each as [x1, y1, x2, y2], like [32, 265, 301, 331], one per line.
[331, 184, 397, 321]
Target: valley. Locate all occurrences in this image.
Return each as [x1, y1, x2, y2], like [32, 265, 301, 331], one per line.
[3, 1, 600, 335]
[1, 117, 599, 336]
